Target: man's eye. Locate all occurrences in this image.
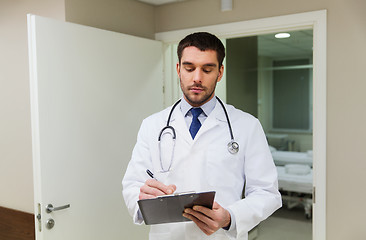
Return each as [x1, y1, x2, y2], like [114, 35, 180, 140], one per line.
[203, 69, 212, 73]
[185, 68, 194, 72]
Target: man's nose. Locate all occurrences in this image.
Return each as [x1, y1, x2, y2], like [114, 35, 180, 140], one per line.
[193, 69, 203, 83]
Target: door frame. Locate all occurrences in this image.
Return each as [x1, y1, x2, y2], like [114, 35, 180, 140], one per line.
[156, 10, 327, 240]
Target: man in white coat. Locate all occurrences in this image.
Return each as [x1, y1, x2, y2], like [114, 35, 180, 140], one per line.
[122, 32, 282, 240]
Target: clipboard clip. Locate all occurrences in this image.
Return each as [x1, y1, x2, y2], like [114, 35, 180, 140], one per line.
[158, 191, 196, 199]
[174, 191, 196, 196]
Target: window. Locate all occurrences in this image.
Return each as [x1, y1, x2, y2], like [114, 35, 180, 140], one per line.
[271, 59, 313, 132]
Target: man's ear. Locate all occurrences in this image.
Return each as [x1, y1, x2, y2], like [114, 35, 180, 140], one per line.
[176, 62, 180, 76]
[217, 65, 224, 82]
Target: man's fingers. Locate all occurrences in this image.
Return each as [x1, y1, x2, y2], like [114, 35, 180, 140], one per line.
[184, 208, 216, 227]
[212, 201, 220, 209]
[138, 192, 157, 200]
[183, 202, 231, 234]
[140, 180, 176, 199]
[183, 212, 215, 235]
[140, 184, 165, 198]
[168, 184, 177, 193]
[192, 205, 214, 218]
[145, 179, 168, 194]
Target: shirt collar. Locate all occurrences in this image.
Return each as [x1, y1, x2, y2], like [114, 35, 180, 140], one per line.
[180, 96, 217, 117]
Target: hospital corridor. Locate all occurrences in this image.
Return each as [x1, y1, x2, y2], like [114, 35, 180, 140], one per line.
[225, 29, 314, 240]
[254, 207, 312, 240]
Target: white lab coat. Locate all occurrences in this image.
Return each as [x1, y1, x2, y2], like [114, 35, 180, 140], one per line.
[122, 100, 282, 240]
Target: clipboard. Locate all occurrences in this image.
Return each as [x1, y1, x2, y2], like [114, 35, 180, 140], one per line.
[138, 191, 216, 225]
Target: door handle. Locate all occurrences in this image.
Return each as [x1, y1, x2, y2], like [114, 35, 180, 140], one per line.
[46, 203, 70, 213]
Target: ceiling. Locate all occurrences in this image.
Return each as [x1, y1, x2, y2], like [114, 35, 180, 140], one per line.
[134, 1, 313, 59]
[136, 0, 186, 5]
[257, 29, 313, 58]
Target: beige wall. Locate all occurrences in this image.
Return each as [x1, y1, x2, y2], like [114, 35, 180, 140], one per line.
[156, 0, 366, 239]
[65, 0, 155, 39]
[0, 0, 65, 213]
[155, 0, 327, 32]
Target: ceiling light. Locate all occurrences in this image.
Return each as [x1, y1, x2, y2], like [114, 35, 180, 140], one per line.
[275, 33, 291, 39]
[221, 0, 232, 11]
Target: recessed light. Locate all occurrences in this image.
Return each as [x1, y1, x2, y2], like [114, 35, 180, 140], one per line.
[275, 33, 291, 39]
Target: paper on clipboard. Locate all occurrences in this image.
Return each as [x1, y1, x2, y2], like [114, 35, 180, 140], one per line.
[137, 191, 216, 225]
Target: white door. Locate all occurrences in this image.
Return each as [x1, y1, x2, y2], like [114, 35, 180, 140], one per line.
[28, 15, 163, 239]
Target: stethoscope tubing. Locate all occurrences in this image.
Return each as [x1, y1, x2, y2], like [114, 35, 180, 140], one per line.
[215, 97, 235, 142]
[158, 96, 236, 144]
[158, 99, 182, 141]
[157, 96, 239, 172]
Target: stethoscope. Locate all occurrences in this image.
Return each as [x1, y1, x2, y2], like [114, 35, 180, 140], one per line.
[158, 96, 239, 172]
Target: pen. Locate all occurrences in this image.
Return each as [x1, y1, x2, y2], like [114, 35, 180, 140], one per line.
[146, 169, 159, 181]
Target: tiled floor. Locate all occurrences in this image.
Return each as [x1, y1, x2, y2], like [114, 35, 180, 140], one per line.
[255, 206, 312, 240]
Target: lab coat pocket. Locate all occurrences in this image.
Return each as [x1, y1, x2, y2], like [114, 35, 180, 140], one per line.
[205, 148, 243, 187]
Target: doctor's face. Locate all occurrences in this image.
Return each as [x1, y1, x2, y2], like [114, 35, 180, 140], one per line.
[177, 46, 224, 107]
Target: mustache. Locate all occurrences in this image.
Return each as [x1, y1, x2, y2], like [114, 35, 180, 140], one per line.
[188, 84, 206, 90]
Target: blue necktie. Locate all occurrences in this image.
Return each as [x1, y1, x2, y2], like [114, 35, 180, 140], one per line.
[189, 108, 203, 139]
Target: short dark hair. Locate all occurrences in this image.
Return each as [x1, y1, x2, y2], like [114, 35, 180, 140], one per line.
[177, 32, 225, 68]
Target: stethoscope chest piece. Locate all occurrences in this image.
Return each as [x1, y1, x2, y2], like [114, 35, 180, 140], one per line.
[228, 141, 239, 154]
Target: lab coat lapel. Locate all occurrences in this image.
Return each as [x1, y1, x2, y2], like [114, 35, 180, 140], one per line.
[195, 101, 226, 140]
[168, 100, 227, 143]
[169, 106, 193, 144]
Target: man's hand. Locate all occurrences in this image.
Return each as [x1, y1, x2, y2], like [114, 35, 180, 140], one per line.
[183, 201, 231, 235]
[139, 179, 177, 200]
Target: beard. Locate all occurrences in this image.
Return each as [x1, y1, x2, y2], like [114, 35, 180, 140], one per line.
[180, 77, 218, 107]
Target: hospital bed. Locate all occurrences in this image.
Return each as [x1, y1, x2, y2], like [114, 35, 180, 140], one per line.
[270, 146, 313, 218]
[270, 147, 313, 167]
[276, 164, 313, 219]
